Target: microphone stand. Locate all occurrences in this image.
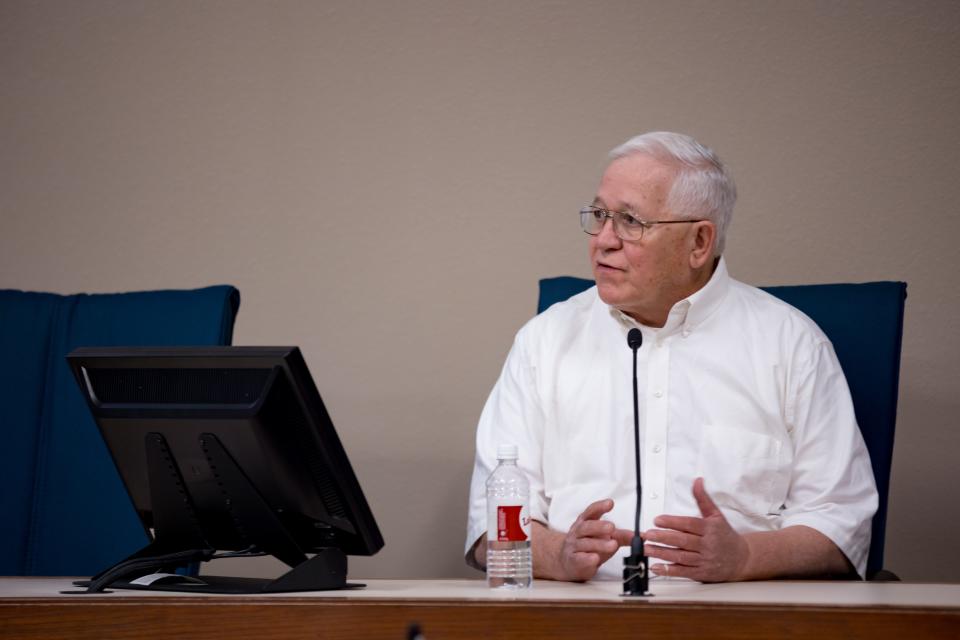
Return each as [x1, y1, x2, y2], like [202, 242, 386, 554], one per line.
[622, 328, 651, 597]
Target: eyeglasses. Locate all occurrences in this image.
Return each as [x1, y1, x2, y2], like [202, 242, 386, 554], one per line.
[579, 206, 706, 242]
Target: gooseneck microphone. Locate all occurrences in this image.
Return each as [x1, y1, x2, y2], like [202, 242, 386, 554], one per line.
[623, 328, 651, 597]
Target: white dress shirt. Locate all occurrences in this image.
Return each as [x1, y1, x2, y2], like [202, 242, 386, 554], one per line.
[465, 258, 878, 579]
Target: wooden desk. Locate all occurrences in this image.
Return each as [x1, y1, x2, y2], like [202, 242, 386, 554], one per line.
[2, 577, 958, 639]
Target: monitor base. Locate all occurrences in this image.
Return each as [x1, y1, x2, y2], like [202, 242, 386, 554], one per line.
[73, 547, 354, 594]
[108, 575, 366, 594]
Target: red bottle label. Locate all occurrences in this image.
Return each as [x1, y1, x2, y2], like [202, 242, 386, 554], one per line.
[496, 505, 529, 542]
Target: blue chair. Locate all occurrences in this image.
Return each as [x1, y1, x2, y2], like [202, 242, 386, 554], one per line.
[1, 285, 240, 576]
[538, 276, 906, 580]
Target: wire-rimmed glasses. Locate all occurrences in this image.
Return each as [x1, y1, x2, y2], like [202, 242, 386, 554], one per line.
[580, 206, 705, 242]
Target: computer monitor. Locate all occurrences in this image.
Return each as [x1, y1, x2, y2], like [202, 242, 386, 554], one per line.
[66, 346, 383, 594]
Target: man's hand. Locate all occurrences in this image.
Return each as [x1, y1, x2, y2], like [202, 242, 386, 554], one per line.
[642, 477, 750, 582]
[472, 498, 641, 582]
[553, 499, 634, 582]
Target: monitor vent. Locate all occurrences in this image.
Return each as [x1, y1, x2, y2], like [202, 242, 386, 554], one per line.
[310, 449, 350, 521]
[287, 402, 350, 520]
[86, 368, 272, 405]
[265, 376, 349, 521]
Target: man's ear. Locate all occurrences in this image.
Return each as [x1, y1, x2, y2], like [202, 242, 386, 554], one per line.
[689, 221, 717, 269]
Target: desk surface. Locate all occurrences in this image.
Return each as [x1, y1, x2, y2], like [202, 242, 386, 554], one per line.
[3, 577, 959, 639]
[3, 576, 960, 607]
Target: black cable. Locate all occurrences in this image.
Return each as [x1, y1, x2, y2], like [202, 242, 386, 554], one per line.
[211, 546, 267, 559]
[85, 548, 215, 593]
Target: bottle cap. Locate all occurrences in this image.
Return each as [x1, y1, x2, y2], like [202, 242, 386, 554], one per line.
[496, 444, 518, 460]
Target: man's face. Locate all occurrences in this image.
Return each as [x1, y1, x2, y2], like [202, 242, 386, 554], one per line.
[589, 154, 699, 326]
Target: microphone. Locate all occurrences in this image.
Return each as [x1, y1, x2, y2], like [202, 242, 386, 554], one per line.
[622, 328, 651, 597]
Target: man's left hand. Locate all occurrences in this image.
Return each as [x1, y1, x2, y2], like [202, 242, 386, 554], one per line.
[642, 477, 751, 582]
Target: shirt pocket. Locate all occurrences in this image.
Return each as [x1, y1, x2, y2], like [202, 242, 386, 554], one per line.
[695, 424, 786, 517]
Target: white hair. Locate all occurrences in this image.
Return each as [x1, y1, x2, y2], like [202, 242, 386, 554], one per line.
[609, 131, 737, 255]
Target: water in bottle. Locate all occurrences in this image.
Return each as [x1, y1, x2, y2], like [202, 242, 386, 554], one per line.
[486, 444, 533, 589]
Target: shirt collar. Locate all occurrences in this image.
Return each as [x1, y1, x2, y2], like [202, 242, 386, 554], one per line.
[607, 256, 731, 339]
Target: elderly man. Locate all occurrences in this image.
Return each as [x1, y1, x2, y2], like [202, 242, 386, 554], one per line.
[465, 132, 877, 582]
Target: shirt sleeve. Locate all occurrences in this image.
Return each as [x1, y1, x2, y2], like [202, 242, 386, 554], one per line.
[464, 326, 548, 568]
[780, 339, 878, 578]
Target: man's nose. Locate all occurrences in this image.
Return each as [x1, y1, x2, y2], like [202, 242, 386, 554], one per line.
[596, 216, 622, 249]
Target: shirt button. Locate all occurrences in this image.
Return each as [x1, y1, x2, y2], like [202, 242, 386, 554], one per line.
[654, 390, 663, 398]
[653, 444, 662, 453]
[650, 491, 659, 500]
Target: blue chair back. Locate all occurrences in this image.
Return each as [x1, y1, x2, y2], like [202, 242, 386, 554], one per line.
[1, 285, 240, 576]
[538, 276, 906, 578]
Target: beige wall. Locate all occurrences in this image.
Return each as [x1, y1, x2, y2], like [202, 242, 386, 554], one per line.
[2, 1, 958, 581]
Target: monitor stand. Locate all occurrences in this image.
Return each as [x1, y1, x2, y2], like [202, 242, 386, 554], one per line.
[72, 433, 358, 594]
[85, 549, 363, 594]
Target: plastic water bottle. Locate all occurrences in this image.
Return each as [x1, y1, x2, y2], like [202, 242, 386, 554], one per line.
[486, 444, 533, 589]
